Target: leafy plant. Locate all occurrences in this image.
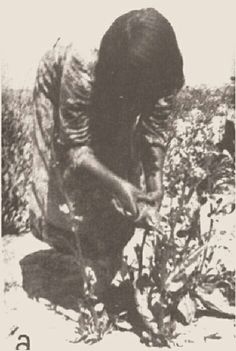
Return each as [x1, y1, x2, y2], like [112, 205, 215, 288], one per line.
[129, 86, 235, 346]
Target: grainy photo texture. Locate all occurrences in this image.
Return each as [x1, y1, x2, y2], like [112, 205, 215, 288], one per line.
[1, 1, 235, 350]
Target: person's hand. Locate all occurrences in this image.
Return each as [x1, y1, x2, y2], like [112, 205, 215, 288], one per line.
[135, 203, 161, 229]
[111, 180, 163, 229]
[112, 180, 150, 218]
[134, 187, 164, 228]
[143, 189, 163, 210]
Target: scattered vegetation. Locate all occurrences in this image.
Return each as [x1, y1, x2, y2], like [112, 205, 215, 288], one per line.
[2, 87, 33, 234]
[128, 85, 235, 346]
[2, 83, 235, 346]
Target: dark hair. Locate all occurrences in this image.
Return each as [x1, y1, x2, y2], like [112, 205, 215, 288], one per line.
[92, 8, 184, 111]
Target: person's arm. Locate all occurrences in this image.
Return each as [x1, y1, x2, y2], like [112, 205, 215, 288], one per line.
[59, 47, 147, 218]
[142, 146, 165, 210]
[139, 95, 174, 210]
[68, 146, 147, 217]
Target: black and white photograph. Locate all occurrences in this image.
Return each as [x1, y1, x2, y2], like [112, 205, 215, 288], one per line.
[1, 0, 235, 350]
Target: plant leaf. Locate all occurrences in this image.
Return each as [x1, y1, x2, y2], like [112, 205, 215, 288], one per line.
[177, 293, 197, 324]
[195, 287, 235, 317]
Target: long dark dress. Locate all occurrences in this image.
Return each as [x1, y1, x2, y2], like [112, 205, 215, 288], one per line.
[30, 38, 171, 296]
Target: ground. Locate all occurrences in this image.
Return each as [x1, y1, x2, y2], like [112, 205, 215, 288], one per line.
[2, 209, 235, 351]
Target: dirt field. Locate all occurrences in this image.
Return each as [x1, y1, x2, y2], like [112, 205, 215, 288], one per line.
[2, 211, 235, 351]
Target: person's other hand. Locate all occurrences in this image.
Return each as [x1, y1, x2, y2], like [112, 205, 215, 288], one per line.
[135, 203, 161, 229]
[112, 181, 150, 219]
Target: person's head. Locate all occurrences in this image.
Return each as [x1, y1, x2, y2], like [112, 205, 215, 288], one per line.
[93, 8, 184, 111]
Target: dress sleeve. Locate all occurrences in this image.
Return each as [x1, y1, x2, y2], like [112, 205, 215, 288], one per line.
[55, 45, 95, 168]
[138, 95, 174, 174]
[33, 42, 64, 166]
[58, 46, 93, 157]
[139, 95, 174, 149]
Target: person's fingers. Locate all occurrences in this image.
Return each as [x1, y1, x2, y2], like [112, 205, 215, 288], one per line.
[116, 182, 138, 216]
[134, 204, 148, 224]
[146, 210, 161, 228]
[128, 199, 138, 217]
[111, 198, 126, 215]
[125, 190, 139, 217]
[111, 198, 136, 218]
[134, 205, 160, 228]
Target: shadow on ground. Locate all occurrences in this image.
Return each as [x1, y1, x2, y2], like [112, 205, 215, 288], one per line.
[20, 249, 84, 311]
[19, 247, 143, 330]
